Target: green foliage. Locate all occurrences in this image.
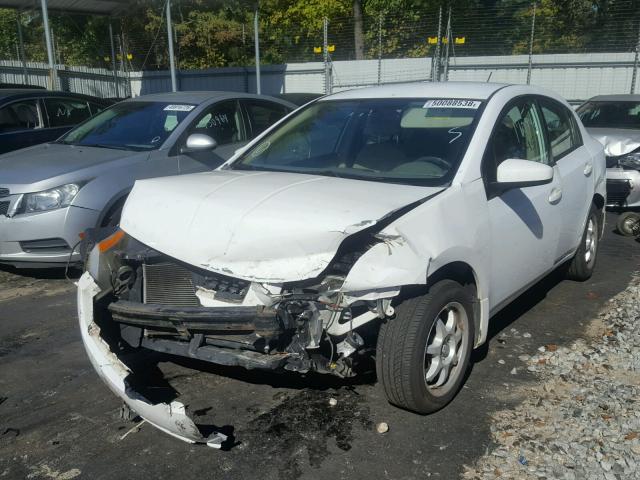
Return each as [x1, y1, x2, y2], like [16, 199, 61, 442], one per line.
[0, 0, 637, 70]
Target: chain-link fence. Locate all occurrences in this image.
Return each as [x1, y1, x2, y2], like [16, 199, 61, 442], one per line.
[0, 1, 639, 100]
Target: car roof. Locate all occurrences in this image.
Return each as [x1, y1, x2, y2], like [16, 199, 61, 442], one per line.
[0, 89, 110, 103]
[586, 94, 640, 102]
[323, 81, 511, 101]
[126, 91, 296, 107]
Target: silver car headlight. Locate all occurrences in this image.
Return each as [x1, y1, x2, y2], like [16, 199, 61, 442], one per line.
[22, 183, 81, 213]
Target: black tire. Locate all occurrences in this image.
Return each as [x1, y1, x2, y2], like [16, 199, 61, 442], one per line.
[101, 197, 126, 227]
[376, 280, 475, 414]
[616, 211, 640, 237]
[566, 205, 599, 281]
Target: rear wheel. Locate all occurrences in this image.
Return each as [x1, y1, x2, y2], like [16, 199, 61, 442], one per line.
[376, 280, 475, 414]
[566, 205, 599, 281]
[616, 211, 640, 237]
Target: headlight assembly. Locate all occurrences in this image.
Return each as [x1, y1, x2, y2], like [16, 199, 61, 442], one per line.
[21, 183, 81, 214]
[619, 152, 640, 171]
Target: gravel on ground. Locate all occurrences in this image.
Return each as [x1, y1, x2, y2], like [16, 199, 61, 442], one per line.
[463, 275, 640, 480]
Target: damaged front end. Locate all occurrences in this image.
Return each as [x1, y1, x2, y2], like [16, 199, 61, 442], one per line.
[78, 225, 406, 443]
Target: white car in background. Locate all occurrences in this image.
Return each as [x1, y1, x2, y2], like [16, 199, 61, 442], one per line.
[78, 82, 605, 446]
[577, 95, 640, 236]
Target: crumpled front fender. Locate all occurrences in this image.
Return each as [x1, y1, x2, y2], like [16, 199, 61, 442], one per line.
[77, 272, 227, 448]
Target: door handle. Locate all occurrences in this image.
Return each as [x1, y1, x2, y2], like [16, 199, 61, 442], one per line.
[548, 187, 562, 204]
[583, 163, 593, 176]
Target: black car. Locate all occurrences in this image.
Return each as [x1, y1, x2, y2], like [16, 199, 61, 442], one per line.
[0, 90, 113, 155]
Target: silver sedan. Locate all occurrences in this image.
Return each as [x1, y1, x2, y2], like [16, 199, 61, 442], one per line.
[0, 91, 295, 267]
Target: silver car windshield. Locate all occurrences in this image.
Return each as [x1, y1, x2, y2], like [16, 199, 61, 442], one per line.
[577, 101, 640, 130]
[58, 101, 196, 151]
[232, 98, 483, 186]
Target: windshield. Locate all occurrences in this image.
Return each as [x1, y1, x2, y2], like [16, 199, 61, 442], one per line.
[58, 101, 196, 150]
[231, 98, 483, 185]
[577, 101, 640, 130]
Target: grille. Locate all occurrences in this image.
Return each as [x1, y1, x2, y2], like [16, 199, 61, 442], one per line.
[606, 179, 632, 207]
[0, 201, 9, 216]
[0, 188, 8, 198]
[143, 262, 200, 307]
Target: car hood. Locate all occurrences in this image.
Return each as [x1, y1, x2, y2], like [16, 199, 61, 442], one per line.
[121, 170, 444, 283]
[0, 143, 140, 186]
[587, 127, 640, 157]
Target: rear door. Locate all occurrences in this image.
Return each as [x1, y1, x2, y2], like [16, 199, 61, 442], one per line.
[537, 97, 591, 263]
[484, 96, 562, 309]
[0, 98, 47, 154]
[176, 99, 247, 174]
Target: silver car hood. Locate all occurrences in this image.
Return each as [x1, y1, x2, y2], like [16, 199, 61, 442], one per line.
[120, 170, 443, 283]
[587, 127, 640, 157]
[0, 143, 143, 187]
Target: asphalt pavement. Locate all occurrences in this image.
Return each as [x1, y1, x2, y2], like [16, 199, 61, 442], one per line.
[0, 213, 638, 480]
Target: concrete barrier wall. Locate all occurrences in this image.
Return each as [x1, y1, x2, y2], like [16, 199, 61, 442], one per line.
[2, 52, 638, 102]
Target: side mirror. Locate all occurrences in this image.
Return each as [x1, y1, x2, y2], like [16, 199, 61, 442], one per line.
[492, 158, 553, 193]
[180, 134, 217, 154]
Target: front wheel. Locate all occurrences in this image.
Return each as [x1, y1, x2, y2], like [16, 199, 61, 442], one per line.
[376, 280, 475, 414]
[616, 211, 640, 237]
[566, 205, 599, 281]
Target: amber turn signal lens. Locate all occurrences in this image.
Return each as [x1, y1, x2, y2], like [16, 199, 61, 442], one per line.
[98, 230, 125, 253]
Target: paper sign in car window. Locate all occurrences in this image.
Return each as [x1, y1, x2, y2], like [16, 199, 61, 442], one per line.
[163, 104, 196, 112]
[423, 99, 482, 109]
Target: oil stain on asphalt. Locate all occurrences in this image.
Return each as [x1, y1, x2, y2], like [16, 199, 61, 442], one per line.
[243, 388, 373, 479]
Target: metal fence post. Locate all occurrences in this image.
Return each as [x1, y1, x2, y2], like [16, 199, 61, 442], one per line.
[527, 1, 537, 85]
[442, 6, 452, 81]
[254, 9, 261, 94]
[323, 17, 331, 94]
[108, 22, 120, 98]
[16, 14, 28, 85]
[630, 23, 640, 94]
[432, 6, 443, 82]
[166, 0, 178, 92]
[377, 14, 383, 85]
[39, 0, 56, 89]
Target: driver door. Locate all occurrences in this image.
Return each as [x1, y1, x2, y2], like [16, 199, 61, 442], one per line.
[177, 99, 247, 174]
[484, 97, 562, 310]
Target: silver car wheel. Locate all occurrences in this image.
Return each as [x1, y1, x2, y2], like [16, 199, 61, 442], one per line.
[584, 217, 596, 263]
[424, 302, 469, 395]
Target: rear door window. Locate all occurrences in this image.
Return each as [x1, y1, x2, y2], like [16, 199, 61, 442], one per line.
[243, 99, 290, 138]
[0, 99, 42, 132]
[43, 98, 92, 127]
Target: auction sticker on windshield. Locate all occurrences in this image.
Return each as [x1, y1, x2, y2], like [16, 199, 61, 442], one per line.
[424, 99, 481, 109]
[163, 104, 196, 112]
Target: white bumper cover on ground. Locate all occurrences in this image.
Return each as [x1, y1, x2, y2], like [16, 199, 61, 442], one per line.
[77, 272, 227, 448]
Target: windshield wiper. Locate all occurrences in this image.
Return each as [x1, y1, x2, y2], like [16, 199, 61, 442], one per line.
[75, 143, 132, 151]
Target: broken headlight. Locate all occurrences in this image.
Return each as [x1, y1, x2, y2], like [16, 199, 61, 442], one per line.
[619, 152, 640, 171]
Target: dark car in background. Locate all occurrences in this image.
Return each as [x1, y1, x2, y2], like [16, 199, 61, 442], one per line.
[0, 90, 112, 154]
[275, 92, 322, 106]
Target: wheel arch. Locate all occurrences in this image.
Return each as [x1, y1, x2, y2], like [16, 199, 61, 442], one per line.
[425, 260, 487, 348]
[592, 193, 605, 238]
[96, 188, 131, 227]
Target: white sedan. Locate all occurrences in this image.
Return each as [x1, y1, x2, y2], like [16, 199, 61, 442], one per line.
[78, 82, 605, 446]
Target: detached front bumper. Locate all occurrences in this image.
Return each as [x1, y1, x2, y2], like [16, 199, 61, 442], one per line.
[77, 272, 228, 448]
